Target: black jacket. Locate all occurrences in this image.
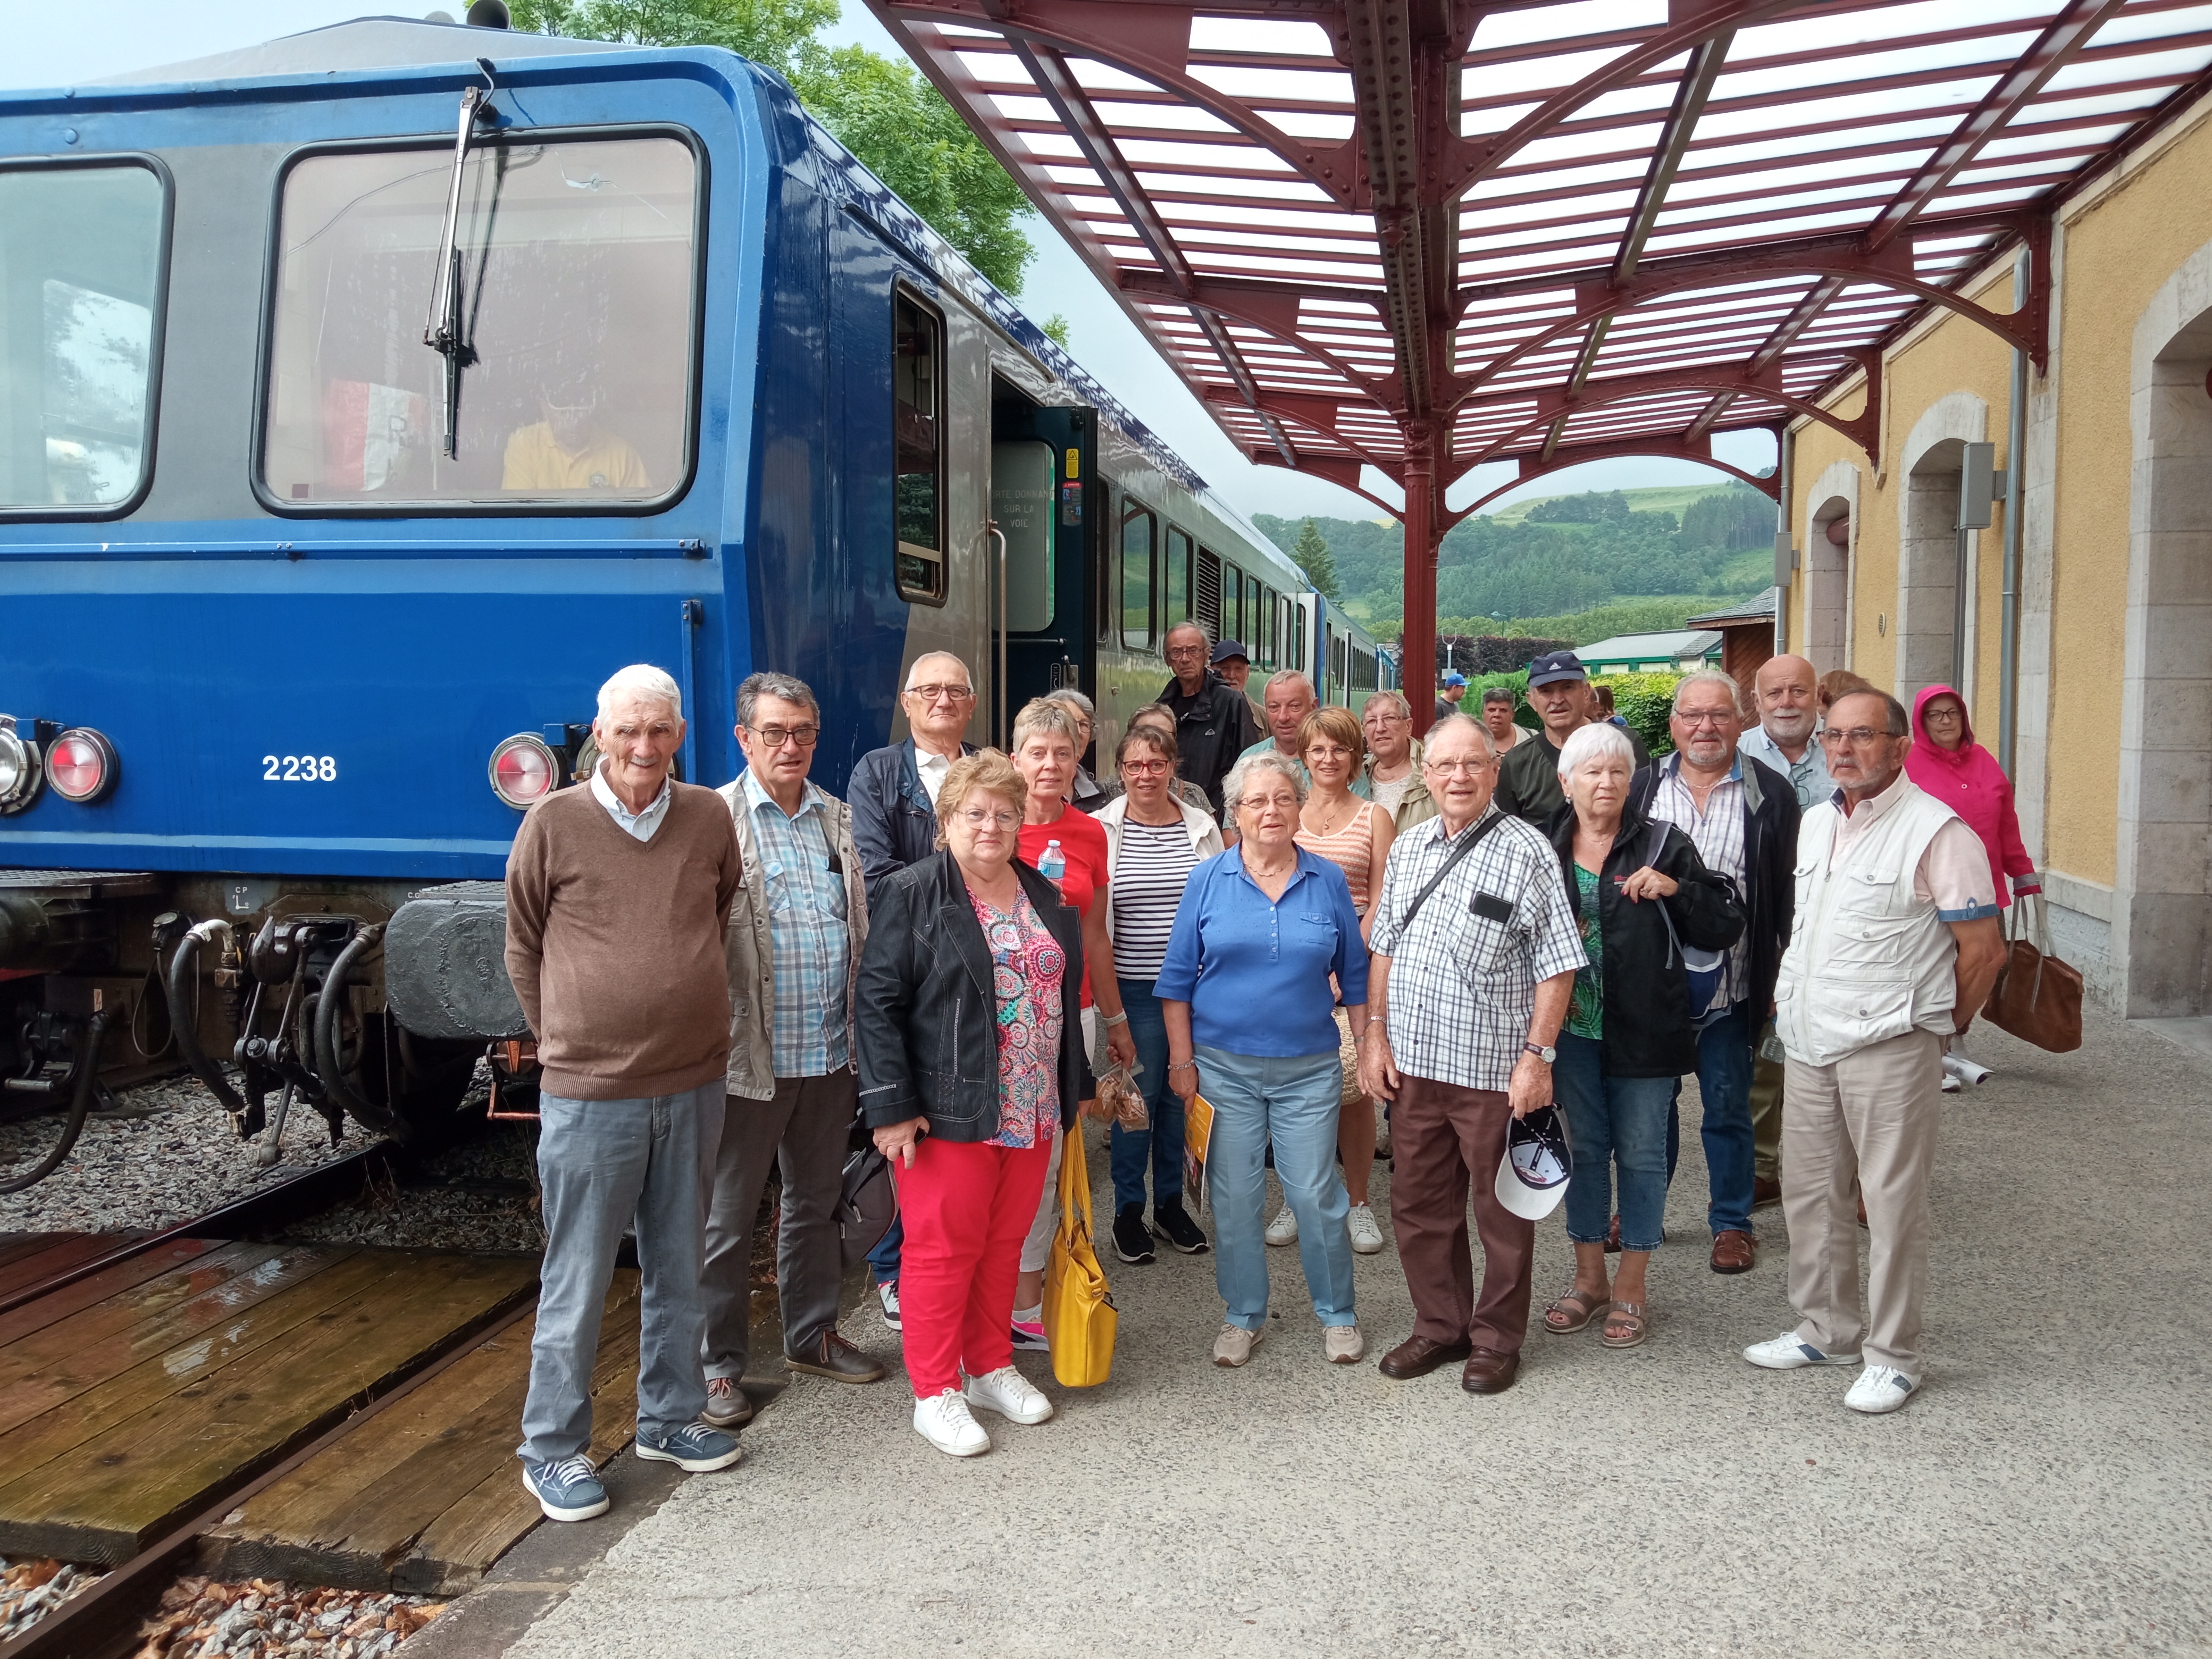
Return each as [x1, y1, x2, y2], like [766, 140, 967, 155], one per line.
[1158, 672, 1259, 815]
[1546, 800, 1745, 1078]
[848, 738, 975, 903]
[855, 851, 1093, 1143]
[1628, 752, 1799, 1020]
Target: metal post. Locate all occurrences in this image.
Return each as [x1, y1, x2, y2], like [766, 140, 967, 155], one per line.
[1401, 438, 1438, 736]
[990, 522, 1008, 748]
[1999, 250, 2028, 774]
[1773, 425, 1794, 656]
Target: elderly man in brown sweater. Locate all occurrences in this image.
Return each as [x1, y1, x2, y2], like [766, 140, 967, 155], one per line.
[506, 663, 745, 1523]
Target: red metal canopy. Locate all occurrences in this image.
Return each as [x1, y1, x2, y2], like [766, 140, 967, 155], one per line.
[864, 0, 2212, 724]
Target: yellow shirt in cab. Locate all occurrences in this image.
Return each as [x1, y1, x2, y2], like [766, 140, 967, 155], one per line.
[502, 422, 650, 493]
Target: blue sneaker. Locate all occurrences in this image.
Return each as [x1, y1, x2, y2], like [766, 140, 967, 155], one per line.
[635, 1421, 743, 1472]
[522, 1455, 609, 1522]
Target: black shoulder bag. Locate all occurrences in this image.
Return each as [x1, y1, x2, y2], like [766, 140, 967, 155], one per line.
[1394, 810, 1510, 934]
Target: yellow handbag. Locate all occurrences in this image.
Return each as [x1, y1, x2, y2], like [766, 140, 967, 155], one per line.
[1042, 1126, 1117, 1387]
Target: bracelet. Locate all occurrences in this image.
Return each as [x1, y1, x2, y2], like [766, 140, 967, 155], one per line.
[1101, 1011, 1129, 1027]
[1168, 1060, 1196, 1073]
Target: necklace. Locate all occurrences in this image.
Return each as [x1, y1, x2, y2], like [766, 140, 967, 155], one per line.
[1305, 792, 1354, 835]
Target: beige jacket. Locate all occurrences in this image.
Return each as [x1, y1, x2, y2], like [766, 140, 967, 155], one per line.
[717, 776, 870, 1102]
[1362, 737, 1439, 834]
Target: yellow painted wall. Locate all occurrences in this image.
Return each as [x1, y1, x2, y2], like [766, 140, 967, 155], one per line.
[1788, 102, 2212, 887]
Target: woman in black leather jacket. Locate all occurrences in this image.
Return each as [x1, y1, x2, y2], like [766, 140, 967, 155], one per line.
[855, 750, 1092, 1459]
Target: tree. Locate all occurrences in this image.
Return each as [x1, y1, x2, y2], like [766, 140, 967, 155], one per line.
[1289, 517, 1343, 604]
[508, 0, 1038, 294]
[1041, 314, 1072, 350]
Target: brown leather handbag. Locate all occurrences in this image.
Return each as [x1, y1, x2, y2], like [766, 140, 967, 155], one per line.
[1982, 895, 2083, 1053]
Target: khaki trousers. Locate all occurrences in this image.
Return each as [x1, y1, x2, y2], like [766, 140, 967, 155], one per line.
[1750, 1020, 1784, 1182]
[1781, 1027, 1942, 1375]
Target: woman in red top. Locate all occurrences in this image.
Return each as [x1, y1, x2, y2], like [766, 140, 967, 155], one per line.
[1905, 684, 2039, 1090]
[1009, 698, 1134, 1341]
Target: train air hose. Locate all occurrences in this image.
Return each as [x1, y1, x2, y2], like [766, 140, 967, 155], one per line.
[312, 924, 401, 1138]
[0, 1006, 111, 1194]
[164, 920, 253, 1125]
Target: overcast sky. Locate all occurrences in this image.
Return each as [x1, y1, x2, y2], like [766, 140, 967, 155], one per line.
[5, 2, 1777, 527]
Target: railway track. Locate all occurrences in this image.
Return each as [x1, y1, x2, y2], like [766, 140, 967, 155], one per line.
[0, 1134, 597, 1659]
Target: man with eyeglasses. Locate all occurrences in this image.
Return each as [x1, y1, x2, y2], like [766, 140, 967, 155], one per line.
[1748, 689, 2006, 1415]
[1629, 669, 1800, 1276]
[849, 652, 978, 900]
[699, 673, 885, 1432]
[1159, 621, 1260, 816]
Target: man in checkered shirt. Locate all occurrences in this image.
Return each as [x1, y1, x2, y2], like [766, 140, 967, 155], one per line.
[1358, 714, 1585, 1397]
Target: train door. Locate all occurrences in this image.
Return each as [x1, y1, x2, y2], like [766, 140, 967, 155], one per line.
[988, 379, 1095, 745]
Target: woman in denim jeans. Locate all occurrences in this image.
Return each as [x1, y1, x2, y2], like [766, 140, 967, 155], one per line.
[1539, 723, 1741, 1349]
[1157, 753, 1370, 1370]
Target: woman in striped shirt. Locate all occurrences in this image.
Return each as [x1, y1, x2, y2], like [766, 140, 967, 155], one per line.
[1094, 723, 1224, 1267]
[1288, 705, 1396, 1256]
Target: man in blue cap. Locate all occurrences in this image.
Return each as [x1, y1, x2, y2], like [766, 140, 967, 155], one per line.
[1435, 671, 1468, 724]
[1492, 649, 1650, 825]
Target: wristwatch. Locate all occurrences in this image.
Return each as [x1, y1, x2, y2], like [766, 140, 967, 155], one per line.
[1523, 1041, 1557, 1064]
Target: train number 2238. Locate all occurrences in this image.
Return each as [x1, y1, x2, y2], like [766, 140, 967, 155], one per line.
[264, 755, 339, 782]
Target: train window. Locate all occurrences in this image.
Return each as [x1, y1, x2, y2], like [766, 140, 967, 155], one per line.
[261, 136, 698, 512]
[893, 290, 946, 602]
[1195, 546, 1222, 637]
[1163, 526, 1192, 628]
[1121, 501, 1155, 651]
[0, 162, 166, 515]
[1221, 560, 1242, 643]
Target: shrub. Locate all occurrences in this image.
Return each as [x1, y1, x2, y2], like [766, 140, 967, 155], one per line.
[1595, 672, 1682, 757]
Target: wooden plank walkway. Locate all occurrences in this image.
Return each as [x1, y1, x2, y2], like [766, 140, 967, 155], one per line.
[0, 1245, 538, 1564]
[0, 1233, 147, 1298]
[203, 1272, 643, 1595]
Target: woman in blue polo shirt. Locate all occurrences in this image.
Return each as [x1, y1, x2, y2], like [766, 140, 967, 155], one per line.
[1158, 752, 1370, 1371]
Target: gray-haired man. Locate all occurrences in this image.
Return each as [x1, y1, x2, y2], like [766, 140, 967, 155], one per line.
[699, 673, 884, 1431]
[505, 664, 745, 1522]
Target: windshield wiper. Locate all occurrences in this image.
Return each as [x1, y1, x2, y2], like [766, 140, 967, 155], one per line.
[423, 58, 499, 459]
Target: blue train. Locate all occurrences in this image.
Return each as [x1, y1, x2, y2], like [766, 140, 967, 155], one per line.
[0, 15, 1394, 1164]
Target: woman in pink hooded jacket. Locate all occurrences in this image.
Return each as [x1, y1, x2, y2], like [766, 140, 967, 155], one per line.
[1905, 684, 2039, 1088]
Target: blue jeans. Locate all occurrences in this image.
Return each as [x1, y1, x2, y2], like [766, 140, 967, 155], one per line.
[522, 1080, 723, 1466]
[1555, 1033, 1671, 1252]
[867, 1213, 903, 1286]
[1665, 1000, 1757, 1236]
[1110, 979, 1184, 1213]
[1198, 1044, 1354, 1329]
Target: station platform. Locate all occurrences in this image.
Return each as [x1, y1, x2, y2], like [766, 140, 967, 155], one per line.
[448, 1002, 2209, 1658]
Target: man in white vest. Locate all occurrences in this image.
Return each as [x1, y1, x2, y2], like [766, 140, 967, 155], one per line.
[1746, 689, 2006, 1413]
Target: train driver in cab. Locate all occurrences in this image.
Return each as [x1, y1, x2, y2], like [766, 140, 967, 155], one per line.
[503, 374, 650, 493]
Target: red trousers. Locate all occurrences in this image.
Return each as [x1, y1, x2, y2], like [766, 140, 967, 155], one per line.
[890, 1135, 1055, 1397]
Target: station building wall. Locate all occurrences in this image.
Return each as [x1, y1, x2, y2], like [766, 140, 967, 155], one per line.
[1782, 91, 2212, 1019]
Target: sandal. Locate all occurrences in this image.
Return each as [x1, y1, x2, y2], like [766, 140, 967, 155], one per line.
[1541, 1286, 1611, 1335]
[1601, 1301, 1647, 1349]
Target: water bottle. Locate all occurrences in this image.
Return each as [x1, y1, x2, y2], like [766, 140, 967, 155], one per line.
[1038, 838, 1066, 893]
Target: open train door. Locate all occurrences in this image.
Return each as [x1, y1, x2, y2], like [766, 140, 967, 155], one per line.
[988, 382, 1097, 747]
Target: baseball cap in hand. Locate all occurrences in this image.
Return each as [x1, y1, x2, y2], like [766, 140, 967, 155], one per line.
[1495, 1103, 1573, 1220]
[1526, 650, 1587, 689]
[1212, 639, 1250, 665]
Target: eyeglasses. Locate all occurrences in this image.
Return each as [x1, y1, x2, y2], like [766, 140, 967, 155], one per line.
[1821, 726, 1897, 747]
[1424, 757, 1495, 775]
[1923, 706, 1965, 721]
[1164, 644, 1206, 659]
[742, 724, 818, 749]
[956, 805, 1021, 830]
[907, 684, 974, 703]
[1121, 758, 1171, 775]
[1676, 711, 1736, 728]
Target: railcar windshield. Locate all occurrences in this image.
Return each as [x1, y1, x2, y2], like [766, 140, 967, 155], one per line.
[262, 135, 697, 509]
[0, 163, 166, 514]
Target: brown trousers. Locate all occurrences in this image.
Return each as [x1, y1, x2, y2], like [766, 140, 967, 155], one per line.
[1389, 1073, 1534, 1354]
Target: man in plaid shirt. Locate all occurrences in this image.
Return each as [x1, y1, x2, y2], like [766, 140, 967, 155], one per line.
[1359, 715, 1585, 1396]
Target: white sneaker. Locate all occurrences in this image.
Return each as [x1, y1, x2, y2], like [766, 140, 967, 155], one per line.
[1844, 1364, 1921, 1414]
[1346, 1203, 1385, 1255]
[1744, 1330, 1862, 1370]
[876, 1280, 901, 1331]
[1323, 1325, 1364, 1364]
[1212, 1323, 1262, 1367]
[1940, 1069, 1962, 1093]
[1943, 1052, 1992, 1087]
[1265, 1203, 1299, 1247]
[912, 1388, 990, 1456]
[963, 1364, 1053, 1425]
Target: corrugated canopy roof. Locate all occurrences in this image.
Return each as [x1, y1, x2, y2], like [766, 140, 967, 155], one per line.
[864, 0, 2212, 714]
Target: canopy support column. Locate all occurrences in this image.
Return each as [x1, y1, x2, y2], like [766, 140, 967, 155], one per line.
[1402, 435, 1439, 736]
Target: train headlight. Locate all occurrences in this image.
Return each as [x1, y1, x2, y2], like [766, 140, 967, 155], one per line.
[46, 728, 119, 805]
[0, 718, 43, 816]
[489, 733, 558, 808]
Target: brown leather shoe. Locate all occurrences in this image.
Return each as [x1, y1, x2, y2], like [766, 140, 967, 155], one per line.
[1710, 1229, 1756, 1274]
[785, 1330, 887, 1384]
[1377, 1333, 1473, 1380]
[1752, 1176, 1783, 1211]
[1460, 1346, 1520, 1394]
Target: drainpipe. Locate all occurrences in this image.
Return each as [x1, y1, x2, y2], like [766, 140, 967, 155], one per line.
[1999, 249, 2028, 775]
